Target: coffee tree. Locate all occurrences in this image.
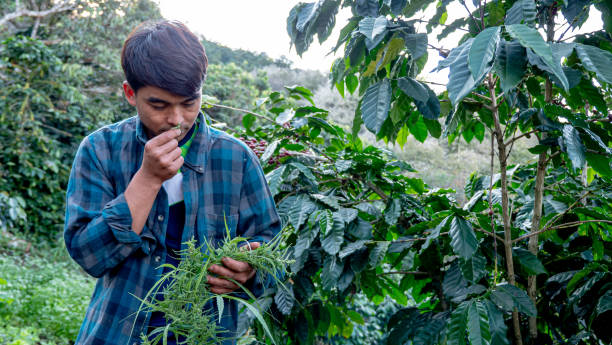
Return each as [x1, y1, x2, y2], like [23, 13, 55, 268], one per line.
[230, 0, 612, 344]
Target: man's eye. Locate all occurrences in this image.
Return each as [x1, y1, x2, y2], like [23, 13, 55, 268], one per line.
[150, 104, 165, 110]
[183, 103, 195, 107]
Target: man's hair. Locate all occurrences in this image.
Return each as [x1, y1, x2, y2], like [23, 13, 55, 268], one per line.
[121, 20, 207, 97]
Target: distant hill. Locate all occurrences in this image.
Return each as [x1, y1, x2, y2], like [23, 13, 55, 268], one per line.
[201, 38, 292, 69]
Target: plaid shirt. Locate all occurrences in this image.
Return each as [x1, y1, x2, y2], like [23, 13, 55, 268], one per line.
[64, 113, 281, 345]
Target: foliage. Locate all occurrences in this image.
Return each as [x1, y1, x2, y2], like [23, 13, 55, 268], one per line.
[202, 38, 291, 69]
[138, 234, 292, 345]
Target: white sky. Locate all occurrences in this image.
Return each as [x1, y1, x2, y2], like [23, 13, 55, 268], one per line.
[156, 0, 603, 87]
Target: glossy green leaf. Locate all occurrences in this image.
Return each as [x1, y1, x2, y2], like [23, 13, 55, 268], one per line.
[513, 247, 547, 275]
[321, 255, 344, 290]
[467, 300, 491, 345]
[450, 215, 478, 259]
[274, 285, 295, 315]
[469, 26, 501, 81]
[596, 290, 612, 316]
[321, 212, 345, 255]
[415, 87, 441, 119]
[575, 43, 612, 84]
[398, 77, 429, 102]
[443, 261, 469, 302]
[448, 39, 481, 106]
[369, 241, 390, 267]
[265, 165, 286, 197]
[461, 251, 487, 283]
[361, 79, 392, 134]
[446, 301, 470, 345]
[490, 284, 537, 316]
[409, 116, 428, 143]
[495, 39, 527, 93]
[562, 125, 586, 171]
[403, 33, 428, 60]
[358, 16, 388, 50]
[289, 194, 317, 230]
[506, 24, 569, 90]
[484, 300, 510, 345]
[504, 0, 536, 25]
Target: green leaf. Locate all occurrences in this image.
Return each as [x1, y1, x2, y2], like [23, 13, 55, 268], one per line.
[339, 240, 368, 259]
[513, 247, 547, 275]
[274, 285, 295, 315]
[450, 215, 478, 259]
[469, 26, 501, 81]
[402, 33, 428, 60]
[424, 118, 442, 138]
[409, 116, 428, 143]
[242, 113, 256, 132]
[586, 152, 612, 177]
[446, 301, 470, 345]
[596, 290, 612, 316]
[265, 165, 286, 197]
[216, 295, 224, 323]
[361, 79, 392, 134]
[260, 139, 279, 165]
[276, 109, 296, 125]
[504, 0, 537, 25]
[319, 209, 334, 236]
[369, 241, 390, 267]
[358, 16, 388, 50]
[443, 261, 469, 302]
[289, 194, 318, 230]
[321, 212, 345, 255]
[494, 39, 527, 93]
[448, 39, 482, 106]
[461, 251, 487, 283]
[398, 77, 429, 102]
[347, 310, 365, 325]
[467, 300, 491, 345]
[295, 223, 319, 259]
[484, 300, 510, 345]
[506, 24, 569, 90]
[575, 43, 612, 84]
[562, 125, 586, 171]
[490, 284, 537, 316]
[346, 74, 359, 94]
[321, 255, 344, 290]
[415, 87, 441, 120]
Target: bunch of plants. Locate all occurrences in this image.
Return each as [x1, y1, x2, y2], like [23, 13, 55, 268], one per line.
[134, 230, 292, 345]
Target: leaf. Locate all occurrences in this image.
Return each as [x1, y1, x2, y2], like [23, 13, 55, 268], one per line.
[446, 301, 470, 345]
[409, 116, 428, 143]
[358, 16, 388, 50]
[461, 251, 487, 283]
[443, 261, 469, 302]
[216, 295, 224, 323]
[260, 139, 279, 165]
[448, 39, 482, 106]
[361, 79, 392, 134]
[450, 215, 478, 259]
[506, 24, 569, 91]
[490, 284, 537, 316]
[289, 194, 318, 230]
[339, 240, 368, 259]
[381, 37, 405, 68]
[276, 109, 296, 125]
[575, 43, 612, 84]
[398, 77, 429, 102]
[274, 285, 295, 315]
[321, 212, 345, 255]
[504, 0, 537, 25]
[346, 74, 359, 94]
[355, 0, 379, 17]
[384, 197, 402, 225]
[562, 0, 590, 28]
[562, 125, 586, 171]
[596, 290, 612, 316]
[494, 39, 527, 93]
[581, 127, 612, 154]
[295, 224, 318, 260]
[347, 310, 365, 325]
[513, 247, 547, 275]
[469, 26, 501, 81]
[402, 33, 428, 60]
[321, 255, 344, 290]
[318, 209, 334, 236]
[290, 162, 317, 182]
[415, 87, 441, 120]
[265, 165, 286, 197]
[484, 300, 510, 345]
[467, 301, 491, 345]
[369, 241, 389, 267]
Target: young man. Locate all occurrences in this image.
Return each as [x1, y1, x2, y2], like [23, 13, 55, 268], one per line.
[64, 20, 281, 344]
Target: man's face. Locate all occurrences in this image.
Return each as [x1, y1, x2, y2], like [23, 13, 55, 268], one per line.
[123, 82, 201, 141]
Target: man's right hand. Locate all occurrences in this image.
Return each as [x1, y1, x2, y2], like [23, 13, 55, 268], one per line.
[124, 128, 183, 235]
[139, 128, 184, 184]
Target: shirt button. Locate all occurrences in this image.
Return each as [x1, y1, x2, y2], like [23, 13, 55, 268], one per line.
[157, 214, 164, 222]
[154, 256, 161, 263]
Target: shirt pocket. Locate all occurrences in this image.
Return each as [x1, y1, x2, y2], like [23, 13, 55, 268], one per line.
[205, 212, 239, 248]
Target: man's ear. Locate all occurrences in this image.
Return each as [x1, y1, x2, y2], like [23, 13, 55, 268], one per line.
[123, 81, 137, 106]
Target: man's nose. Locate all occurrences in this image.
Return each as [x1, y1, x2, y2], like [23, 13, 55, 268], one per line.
[167, 107, 183, 126]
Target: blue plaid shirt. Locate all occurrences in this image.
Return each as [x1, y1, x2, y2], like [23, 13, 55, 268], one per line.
[64, 112, 281, 345]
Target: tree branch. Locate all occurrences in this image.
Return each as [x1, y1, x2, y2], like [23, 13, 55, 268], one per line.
[206, 102, 277, 125]
[513, 220, 612, 243]
[505, 130, 537, 147]
[0, 0, 74, 27]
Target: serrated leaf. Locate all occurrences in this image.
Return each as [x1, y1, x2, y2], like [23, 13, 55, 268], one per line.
[562, 125, 586, 171]
[575, 43, 612, 84]
[505, 0, 536, 25]
[450, 215, 478, 259]
[274, 285, 295, 315]
[469, 26, 501, 81]
[447, 301, 470, 345]
[361, 79, 392, 134]
[461, 251, 487, 283]
[467, 301, 491, 345]
[359, 16, 388, 50]
[513, 247, 547, 275]
[484, 300, 510, 345]
[495, 39, 527, 93]
[490, 284, 537, 316]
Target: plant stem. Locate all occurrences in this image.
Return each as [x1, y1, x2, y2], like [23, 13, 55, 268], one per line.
[488, 74, 523, 345]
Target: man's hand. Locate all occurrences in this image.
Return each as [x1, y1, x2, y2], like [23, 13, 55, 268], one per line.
[139, 128, 183, 185]
[207, 242, 261, 294]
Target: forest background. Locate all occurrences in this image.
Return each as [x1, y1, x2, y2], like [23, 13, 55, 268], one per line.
[0, 0, 610, 344]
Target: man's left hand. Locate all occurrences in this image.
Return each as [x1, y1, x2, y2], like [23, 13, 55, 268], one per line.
[207, 242, 261, 294]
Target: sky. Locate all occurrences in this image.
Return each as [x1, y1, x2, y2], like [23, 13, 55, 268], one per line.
[155, 0, 603, 87]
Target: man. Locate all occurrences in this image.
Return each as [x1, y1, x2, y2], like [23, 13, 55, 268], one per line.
[64, 20, 281, 344]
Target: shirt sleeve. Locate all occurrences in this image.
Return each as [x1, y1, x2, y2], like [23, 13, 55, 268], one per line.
[236, 150, 282, 298]
[63, 135, 149, 278]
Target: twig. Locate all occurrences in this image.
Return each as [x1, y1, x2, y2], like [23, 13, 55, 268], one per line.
[488, 129, 499, 284]
[206, 102, 277, 125]
[471, 92, 492, 103]
[459, 0, 481, 33]
[505, 130, 538, 147]
[365, 181, 388, 201]
[0, 0, 73, 26]
[513, 220, 612, 243]
[539, 192, 590, 232]
[475, 227, 505, 242]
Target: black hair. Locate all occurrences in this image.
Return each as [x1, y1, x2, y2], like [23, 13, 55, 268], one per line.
[121, 20, 208, 97]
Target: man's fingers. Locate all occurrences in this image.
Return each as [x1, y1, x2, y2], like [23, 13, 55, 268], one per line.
[149, 128, 181, 146]
[156, 138, 180, 156]
[222, 257, 252, 272]
[240, 242, 261, 251]
[207, 276, 239, 290]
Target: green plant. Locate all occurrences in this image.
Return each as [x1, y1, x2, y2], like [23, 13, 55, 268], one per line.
[135, 231, 292, 345]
